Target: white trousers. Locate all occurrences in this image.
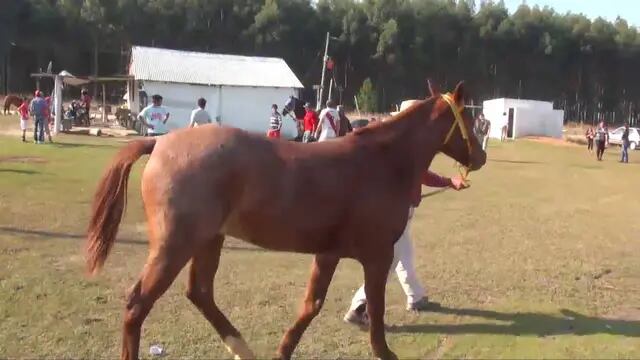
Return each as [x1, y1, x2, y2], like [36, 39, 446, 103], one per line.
[349, 207, 426, 310]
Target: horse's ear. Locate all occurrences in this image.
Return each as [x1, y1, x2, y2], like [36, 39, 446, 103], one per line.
[453, 81, 465, 105]
[427, 79, 440, 98]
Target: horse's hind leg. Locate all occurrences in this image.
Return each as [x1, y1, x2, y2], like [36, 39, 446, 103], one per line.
[186, 234, 254, 359]
[363, 251, 397, 360]
[276, 254, 340, 360]
[121, 236, 193, 360]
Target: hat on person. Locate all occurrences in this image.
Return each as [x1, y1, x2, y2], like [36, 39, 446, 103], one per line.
[390, 99, 420, 116]
[34, 90, 42, 97]
[304, 102, 312, 108]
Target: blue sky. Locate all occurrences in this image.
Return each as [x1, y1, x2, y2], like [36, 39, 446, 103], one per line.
[503, 0, 639, 25]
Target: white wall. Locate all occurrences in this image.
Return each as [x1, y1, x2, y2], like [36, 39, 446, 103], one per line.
[503, 98, 553, 111]
[513, 107, 564, 138]
[219, 86, 298, 138]
[483, 98, 561, 139]
[482, 99, 507, 139]
[143, 81, 220, 130]
[142, 82, 298, 138]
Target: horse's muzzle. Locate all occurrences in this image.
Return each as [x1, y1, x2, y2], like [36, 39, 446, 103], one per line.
[469, 150, 487, 171]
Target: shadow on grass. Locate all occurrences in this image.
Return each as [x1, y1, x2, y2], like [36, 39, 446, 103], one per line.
[387, 307, 640, 337]
[0, 226, 267, 252]
[421, 188, 449, 200]
[0, 169, 40, 175]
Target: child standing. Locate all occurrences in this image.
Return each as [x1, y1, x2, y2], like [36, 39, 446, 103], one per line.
[17, 99, 29, 142]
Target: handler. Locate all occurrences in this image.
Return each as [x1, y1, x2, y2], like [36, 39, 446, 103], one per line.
[344, 170, 468, 325]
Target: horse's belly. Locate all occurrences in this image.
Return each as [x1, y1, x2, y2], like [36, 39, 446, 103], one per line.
[221, 214, 338, 254]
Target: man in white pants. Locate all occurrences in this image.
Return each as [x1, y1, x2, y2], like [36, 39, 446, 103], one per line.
[343, 101, 469, 324]
[344, 169, 467, 325]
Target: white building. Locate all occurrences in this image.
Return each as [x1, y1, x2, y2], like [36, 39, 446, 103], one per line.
[127, 46, 304, 138]
[482, 98, 564, 139]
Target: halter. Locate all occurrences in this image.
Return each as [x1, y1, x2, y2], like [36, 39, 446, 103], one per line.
[440, 93, 472, 183]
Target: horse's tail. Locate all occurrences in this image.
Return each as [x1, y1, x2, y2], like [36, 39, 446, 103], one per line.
[86, 138, 156, 275]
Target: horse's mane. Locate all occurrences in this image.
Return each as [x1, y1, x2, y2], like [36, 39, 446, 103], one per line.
[352, 98, 433, 141]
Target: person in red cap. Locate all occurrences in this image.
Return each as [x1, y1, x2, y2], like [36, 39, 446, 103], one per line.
[302, 102, 319, 143]
[29, 90, 49, 143]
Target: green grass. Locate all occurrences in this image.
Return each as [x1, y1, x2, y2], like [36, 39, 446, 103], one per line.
[1, 115, 639, 359]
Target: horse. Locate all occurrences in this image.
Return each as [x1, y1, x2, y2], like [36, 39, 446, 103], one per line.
[282, 96, 306, 140]
[86, 80, 486, 360]
[3, 94, 23, 115]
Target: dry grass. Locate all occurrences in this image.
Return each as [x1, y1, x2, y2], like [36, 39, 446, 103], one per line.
[0, 115, 639, 359]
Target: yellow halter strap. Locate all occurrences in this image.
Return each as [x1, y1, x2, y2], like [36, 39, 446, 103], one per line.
[440, 93, 472, 182]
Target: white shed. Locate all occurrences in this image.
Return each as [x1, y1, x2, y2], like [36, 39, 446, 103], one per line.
[128, 46, 304, 138]
[482, 98, 564, 139]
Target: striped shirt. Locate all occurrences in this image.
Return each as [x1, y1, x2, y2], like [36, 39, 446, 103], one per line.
[270, 112, 282, 131]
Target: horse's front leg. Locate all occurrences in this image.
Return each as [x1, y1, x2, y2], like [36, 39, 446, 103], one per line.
[363, 248, 397, 360]
[276, 254, 339, 359]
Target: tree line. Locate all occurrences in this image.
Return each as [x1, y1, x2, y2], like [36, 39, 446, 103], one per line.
[2, 0, 640, 124]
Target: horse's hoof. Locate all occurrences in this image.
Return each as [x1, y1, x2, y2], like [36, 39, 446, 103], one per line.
[375, 350, 398, 360]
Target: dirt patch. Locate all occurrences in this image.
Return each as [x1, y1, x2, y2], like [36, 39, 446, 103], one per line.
[523, 136, 579, 147]
[606, 307, 640, 321]
[0, 156, 48, 164]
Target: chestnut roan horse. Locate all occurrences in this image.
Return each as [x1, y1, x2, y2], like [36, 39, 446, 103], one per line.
[3, 94, 23, 114]
[86, 81, 486, 360]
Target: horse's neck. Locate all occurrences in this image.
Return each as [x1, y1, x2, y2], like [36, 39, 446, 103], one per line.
[360, 103, 445, 180]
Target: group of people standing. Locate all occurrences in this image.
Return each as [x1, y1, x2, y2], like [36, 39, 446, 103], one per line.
[17, 90, 53, 144]
[16, 88, 93, 143]
[269, 98, 352, 142]
[585, 121, 630, 163]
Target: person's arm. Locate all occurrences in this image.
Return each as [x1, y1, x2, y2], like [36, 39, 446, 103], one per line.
[137, 107, 154, 129]
[189, 110, 197, 128]
[164, 111, 170, 124]
[421, 170, 467, 190]
[277, 115, 283, 131]
[314, 111, 324, 138]
[314, 119, 323, 139]
[313, 113, 319, 133]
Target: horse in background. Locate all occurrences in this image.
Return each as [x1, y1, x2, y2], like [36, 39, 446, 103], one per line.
[282, 95, 306, 141]
[3, 95, 23, 115]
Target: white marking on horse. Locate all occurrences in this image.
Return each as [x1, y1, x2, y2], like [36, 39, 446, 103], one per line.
[223, 336, 255, 360]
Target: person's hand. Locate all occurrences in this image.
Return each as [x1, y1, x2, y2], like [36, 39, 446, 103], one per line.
[450, 175, 469, 190]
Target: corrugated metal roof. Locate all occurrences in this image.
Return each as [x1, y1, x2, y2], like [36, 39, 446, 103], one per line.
[129, 46, 304, 88]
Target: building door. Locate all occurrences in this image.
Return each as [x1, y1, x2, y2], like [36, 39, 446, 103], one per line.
[507, 108, 515, 138]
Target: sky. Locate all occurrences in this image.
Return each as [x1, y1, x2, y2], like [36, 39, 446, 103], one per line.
[502, 0, 639, 26]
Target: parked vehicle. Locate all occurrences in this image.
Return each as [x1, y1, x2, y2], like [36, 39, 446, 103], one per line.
[608, 126, 640, 150]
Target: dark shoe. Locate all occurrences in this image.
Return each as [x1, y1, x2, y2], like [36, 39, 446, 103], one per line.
[406, 297, 442, 312]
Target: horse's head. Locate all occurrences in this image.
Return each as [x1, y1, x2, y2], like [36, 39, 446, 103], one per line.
[427, 80, 486, 172]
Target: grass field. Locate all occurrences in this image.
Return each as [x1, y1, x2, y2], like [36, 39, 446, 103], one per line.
[1, 115, 639, 359]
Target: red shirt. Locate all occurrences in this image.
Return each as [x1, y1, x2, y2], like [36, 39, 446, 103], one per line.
[43, 97, 51, 118]
[18, 102, 29, 120]
[81, 94, 92, 108]
[411, 170, 451, 207]
[303, 110, 319, 132]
